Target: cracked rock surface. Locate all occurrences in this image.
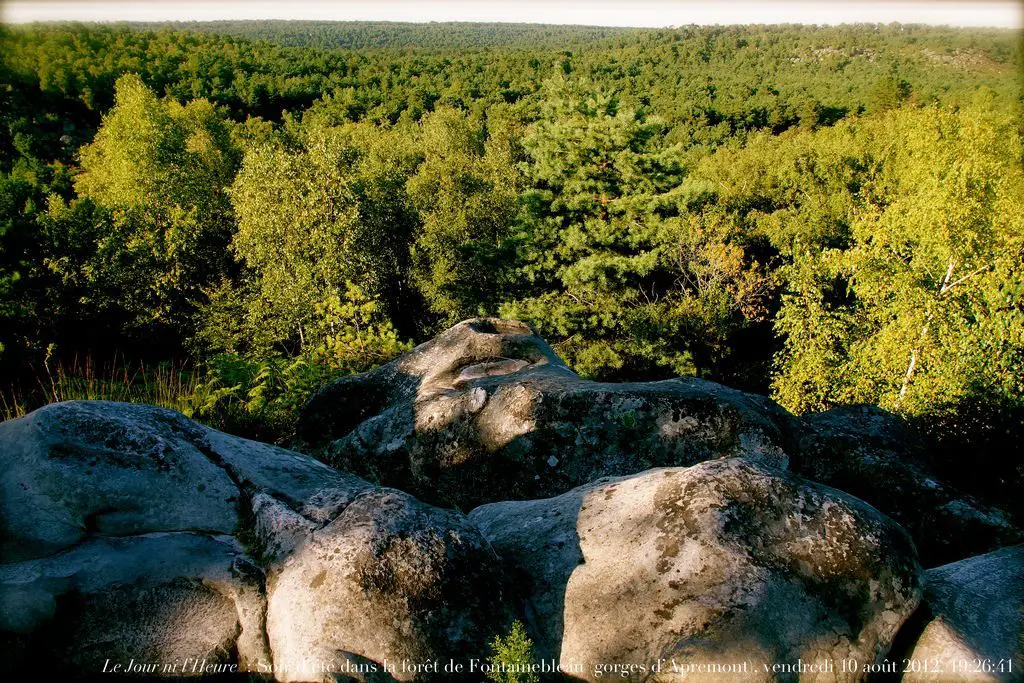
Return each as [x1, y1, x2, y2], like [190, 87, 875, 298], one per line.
[0, 401, 509, 681]
[792, 406, 1023, 567]
[899, 544, 1024, 682]
[299, 318, 1020, 566]
[3, 319, 1022, 681]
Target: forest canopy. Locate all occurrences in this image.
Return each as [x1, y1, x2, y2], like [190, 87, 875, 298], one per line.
[1, 21, 1021, 502]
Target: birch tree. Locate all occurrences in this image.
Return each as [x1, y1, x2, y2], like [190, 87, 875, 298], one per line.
[773, 99, 1024, 417]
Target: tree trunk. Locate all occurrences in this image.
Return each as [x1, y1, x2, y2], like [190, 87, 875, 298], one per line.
[897, 260, 955, 406]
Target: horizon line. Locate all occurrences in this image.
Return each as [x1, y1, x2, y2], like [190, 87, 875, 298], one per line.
[3, 2, 1022, 30]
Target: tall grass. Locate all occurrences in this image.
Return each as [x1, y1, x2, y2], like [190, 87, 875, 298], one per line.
[0, 350, 348, 445]
[2, 342, 402, 445]
[1, 353, 205, 422]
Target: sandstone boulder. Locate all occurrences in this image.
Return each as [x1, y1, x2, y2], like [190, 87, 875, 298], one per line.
[0, 531, 265, 676]
[0, 401, 509, 680]
[256, 489, 508, 682]
[468, 457, 923, 682]
[792, 406, 1023, 566]
[298, 318, 1020, 567]
[898, 544, 1024, 682]
[300, 318, 793, 509]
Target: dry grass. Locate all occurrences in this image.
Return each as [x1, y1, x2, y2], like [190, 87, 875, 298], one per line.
[1, 353, 203, 422]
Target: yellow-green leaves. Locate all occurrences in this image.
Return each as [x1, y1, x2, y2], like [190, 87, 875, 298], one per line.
[406, 106, 521, 326]
[769, 103, 1024, 418]
[68, 74, 239, 330]
[219, 121, 418, 357]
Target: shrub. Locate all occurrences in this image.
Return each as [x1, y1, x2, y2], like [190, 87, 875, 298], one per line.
[487, 620, 540, 683]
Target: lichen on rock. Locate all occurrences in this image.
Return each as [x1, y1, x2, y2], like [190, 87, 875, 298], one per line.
[469, 458, 923, 682]
[0, 400, 510, 681]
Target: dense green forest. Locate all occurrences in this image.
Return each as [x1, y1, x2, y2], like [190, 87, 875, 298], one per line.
[1, 21, 1021, 511]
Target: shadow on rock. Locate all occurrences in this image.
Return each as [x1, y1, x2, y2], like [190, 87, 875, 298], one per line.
[299, 318, 793, 511]
[0, 401, 513, 682]
[791, 405, 1023, 567]
[891, 544, 1024, 682]
[469, 458, 923, 683]
[299, 318, 1022, 565]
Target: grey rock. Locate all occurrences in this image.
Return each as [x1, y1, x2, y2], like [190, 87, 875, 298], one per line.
[5, 323, 1017, 682]
[899, 544, 1024, 682]
[0, 401, 509, 680]
[0, 400, 240, 564]
[0, 532, 262, 675]
[792, 405, 1023, 566]
[263, 489, 509, 682]
[300, 318, 792, 508]
[299, 319, 1021, 564]
[469, 458, 923, 682]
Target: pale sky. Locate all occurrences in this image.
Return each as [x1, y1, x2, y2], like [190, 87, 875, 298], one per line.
[3, 1, 1021, 29]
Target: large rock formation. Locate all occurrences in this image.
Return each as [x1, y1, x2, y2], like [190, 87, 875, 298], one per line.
[0, 401, 510, 680]
[3, 321, 1021, 680]
[300, 318, 1020, 565]
[257, 489, 505, 682]
[898, 544, 1024, 682]
[300, 318, 794, 509]
[469, 458, 923, 682]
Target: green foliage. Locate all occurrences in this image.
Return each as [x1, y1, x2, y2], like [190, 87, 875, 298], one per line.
[502, 77, 768, 380]
[868, 70, 913, 113]
[406, 105, 523, 326]
[193, 282, 412, 442]
[0, 352, 207, 422]
[222, 122, 418, 355]
[487, 620, 539, 683]
[2, 282, 410, 444]
[56, 74, 239, 331]
[0, 154, 75, 364]
[1, 21, 1021, 505]
[763, 103, 1024, 418]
